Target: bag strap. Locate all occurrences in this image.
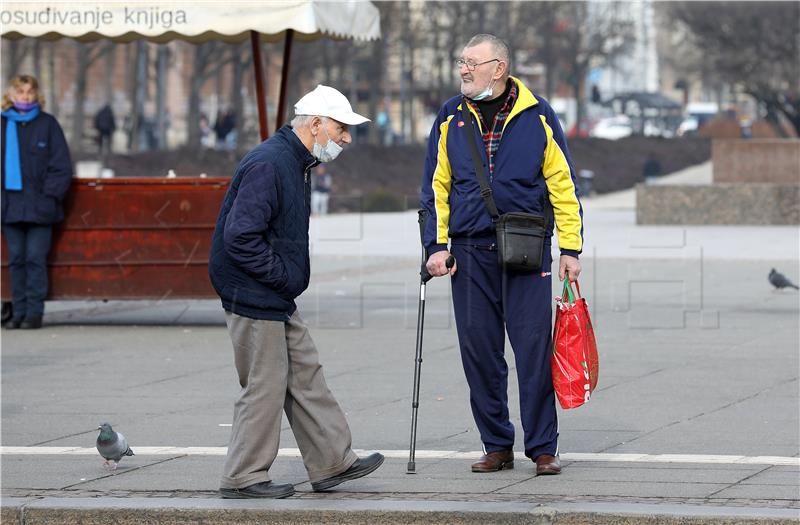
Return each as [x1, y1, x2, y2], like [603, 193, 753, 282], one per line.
[461, 100, 500, 221]
[461, 97, 555, 227]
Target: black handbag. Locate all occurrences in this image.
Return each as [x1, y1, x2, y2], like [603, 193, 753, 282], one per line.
[460, 101, 550, 272]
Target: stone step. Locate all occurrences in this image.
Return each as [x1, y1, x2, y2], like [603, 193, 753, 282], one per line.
[3, 497, 799, 525]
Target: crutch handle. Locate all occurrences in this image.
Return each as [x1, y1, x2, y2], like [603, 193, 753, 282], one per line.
[421, 255, 454, 283]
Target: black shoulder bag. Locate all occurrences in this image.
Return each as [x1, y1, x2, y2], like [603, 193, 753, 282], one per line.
[460, 100, 550, 272]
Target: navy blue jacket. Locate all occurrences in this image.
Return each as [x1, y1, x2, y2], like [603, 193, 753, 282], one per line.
[208, 126, 316, 321]
[1, 111, 73, 225]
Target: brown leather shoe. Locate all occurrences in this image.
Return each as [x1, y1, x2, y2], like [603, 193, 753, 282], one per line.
[471, 450, 514, 472]
[534, 454, 561, 475]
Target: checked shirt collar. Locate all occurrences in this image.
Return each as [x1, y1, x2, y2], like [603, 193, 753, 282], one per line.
[465, 80, 518, 179]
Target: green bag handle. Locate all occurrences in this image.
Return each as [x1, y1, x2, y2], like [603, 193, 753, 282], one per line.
[562, 280, 581, 304]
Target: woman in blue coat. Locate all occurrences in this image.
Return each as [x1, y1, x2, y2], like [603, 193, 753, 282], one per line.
[1, 75, 73, 329]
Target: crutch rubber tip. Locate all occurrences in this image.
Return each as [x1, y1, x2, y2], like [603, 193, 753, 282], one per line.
[407, 462, 416, 473]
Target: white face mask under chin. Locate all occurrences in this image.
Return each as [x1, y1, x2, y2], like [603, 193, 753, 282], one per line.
[312, 124, 343, 163]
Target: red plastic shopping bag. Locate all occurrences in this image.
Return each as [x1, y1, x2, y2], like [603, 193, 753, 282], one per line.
[552, 280, 599, 409]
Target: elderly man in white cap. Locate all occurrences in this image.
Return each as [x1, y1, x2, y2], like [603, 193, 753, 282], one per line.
[209, 85, 382, 499]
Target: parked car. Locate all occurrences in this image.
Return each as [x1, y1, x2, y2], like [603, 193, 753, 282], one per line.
[677, 102, 719, 137]
[677, 116, 700, 136]
[589, 115, 633, 140]
[644, 120, 676, 138]
[567, 120, 591, 138]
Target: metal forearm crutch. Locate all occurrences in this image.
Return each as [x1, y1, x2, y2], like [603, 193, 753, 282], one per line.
[408, 209, 453, 474]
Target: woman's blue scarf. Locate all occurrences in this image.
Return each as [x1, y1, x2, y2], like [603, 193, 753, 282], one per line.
[2, 105, 41, 191]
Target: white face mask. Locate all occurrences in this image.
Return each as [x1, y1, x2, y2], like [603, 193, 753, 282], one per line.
[312, 123, 343, 163]
[469, 77, 498, 101]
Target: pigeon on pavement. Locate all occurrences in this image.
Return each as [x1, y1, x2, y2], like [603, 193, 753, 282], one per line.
[769, 268, 799, 290]
[96, 423, 134, 470]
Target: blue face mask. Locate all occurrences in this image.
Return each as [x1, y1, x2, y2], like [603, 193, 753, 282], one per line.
[469, 77, 498, 101]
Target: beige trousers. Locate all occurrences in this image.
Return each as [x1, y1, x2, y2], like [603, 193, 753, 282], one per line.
[220, 310, 358, 489]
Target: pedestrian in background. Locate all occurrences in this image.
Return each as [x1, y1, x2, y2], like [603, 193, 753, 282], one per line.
[643, 152, 662, 184]
[214, 108, 236, 150]
[311, 163, 332, 215]
[208, 84, 383, 499]
[421, 34, 583, 476]
[93, 104, 116, 155]
[1, 75, 73, 329]
[199, 113, 214, 149]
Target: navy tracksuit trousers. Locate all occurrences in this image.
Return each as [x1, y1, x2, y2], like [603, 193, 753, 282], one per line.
[450, 236, 558, 460]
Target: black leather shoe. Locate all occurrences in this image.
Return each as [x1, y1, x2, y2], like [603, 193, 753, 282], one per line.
[311, 452, 385, 492]
[20, 316, 42, 329]
[219, 481, 294, 499]
[3, 318, 23, 329]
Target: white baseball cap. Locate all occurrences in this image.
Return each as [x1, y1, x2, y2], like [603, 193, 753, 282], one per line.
[294, 84, 370, 126]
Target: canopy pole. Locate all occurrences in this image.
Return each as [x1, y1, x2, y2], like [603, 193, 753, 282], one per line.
[276, 29, 295, 132]
[250, 30, 268, 141]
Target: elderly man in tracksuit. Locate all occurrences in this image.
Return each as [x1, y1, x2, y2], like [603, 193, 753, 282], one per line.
[421, 34, 583, 476]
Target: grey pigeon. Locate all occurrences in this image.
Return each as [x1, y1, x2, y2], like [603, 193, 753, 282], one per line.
[769, 268, 799, 290]
[96, 423, 134, 470]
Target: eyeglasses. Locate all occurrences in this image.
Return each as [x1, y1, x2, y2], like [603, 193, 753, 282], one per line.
[455, 58, 500, 72]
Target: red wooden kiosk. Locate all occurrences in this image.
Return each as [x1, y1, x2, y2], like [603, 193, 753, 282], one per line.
[1, 177, 228, 301]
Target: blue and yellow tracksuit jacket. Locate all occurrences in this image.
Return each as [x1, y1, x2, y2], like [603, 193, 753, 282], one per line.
[420, 77, 583, 258]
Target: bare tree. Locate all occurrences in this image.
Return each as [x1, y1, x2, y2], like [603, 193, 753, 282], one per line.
[404, 4, 418, 142]
[186, 42, 230, 148]
[48, 42, 59, 118]
[396, 1, 447, 143]
[216, 64, 225, 107]
[419, 2, 495, 105]
[429, 3, 451, 105]
[3, 39, 31, 82]
[668, 1, 800, 136]
[284, 38, 327, 123]
[505, 2, 567, 100]
[128, 41, 149, 151]
[72, 41, 113, 152]
[320, 40, 333, 85]
[363, 1, 399, 144]
[32, 40, 42, 80]
[229, 42, 252, 153]
[124, 43, 136, 150]
[155, 45, 170, 149]
[558, 2, 635, 131]
[103, 45, 116, 104]
[399, 7, 411, 143]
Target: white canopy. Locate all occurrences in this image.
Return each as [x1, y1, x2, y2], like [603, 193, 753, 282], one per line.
[0, 1, 381, 43]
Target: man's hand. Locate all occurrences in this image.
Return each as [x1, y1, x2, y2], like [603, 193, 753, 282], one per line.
[559, 255, 581, 283]
[426, 250, 457, 277]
